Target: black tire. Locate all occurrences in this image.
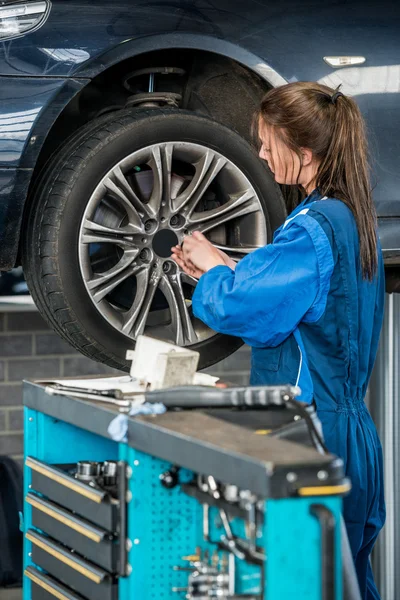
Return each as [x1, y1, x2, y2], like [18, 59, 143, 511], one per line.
[22, 108, 286, 371]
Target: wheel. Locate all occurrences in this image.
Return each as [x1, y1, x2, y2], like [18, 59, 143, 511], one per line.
[22, 108, 286, 371]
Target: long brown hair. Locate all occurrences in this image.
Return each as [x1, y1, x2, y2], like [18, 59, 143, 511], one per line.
[257, 81, 378, 280]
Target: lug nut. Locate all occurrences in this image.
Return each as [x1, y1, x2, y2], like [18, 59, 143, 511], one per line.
[163, 262, 171, 273]
[170, 214, 185, 229]
[145, 220, 156, 232]
[140, 249, 150, 261]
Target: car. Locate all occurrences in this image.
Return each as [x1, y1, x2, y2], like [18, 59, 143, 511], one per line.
[0, 0, 398, 371]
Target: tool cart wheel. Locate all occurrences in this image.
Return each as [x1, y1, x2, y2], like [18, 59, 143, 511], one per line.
[22, 108, 286, 371]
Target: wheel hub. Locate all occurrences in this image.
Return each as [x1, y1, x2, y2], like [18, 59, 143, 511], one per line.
[152, 229, 179, 258]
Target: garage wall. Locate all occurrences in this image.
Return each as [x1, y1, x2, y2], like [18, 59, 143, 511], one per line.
[0, 310, 123, 464]
[0, 309, 250, 463]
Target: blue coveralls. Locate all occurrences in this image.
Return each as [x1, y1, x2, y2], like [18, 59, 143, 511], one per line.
[192, 188, 386, 600]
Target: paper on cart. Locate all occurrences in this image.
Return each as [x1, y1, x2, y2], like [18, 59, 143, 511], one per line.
[193, 372, 219, 386]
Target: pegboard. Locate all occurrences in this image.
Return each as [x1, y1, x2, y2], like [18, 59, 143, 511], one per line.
[119, 444, 264, 600]
[121, 446, 204, 600]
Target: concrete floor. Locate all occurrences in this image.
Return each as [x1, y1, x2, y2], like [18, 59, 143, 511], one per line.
[0, 589, 21, 600]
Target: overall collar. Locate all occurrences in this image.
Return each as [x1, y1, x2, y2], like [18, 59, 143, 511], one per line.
[303, 187, 322, 206]
[273, 188, 322, 240]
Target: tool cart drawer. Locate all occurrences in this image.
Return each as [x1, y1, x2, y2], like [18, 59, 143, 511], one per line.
[26, 457, 118, 531]
[25, 566, 86, 600]
[27, 493, 119, 572]
[27, 530, 118, 600]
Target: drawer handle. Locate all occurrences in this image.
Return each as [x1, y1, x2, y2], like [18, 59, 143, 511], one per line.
[25, 569, 76, 600]
[26, 457, 104, 503]
[27, 494, 103, 543]
[26, 532, 103, 583]
[297, 482, 351, 497]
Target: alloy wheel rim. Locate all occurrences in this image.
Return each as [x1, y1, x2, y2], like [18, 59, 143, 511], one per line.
[78, 141, 267, 346]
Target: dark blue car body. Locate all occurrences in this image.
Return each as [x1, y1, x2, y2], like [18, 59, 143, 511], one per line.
[0, 0, 399, 274]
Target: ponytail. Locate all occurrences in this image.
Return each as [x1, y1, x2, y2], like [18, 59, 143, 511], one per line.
[259, 82, 378, 279]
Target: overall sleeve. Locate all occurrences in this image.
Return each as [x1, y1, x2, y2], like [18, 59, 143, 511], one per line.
[192, 214, 334, 347]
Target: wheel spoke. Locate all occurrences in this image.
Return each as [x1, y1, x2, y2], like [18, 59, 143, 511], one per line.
[81, 220, 138, 249]
[112, 165, 152, 219]
[103, 177, 144, 231]
[189, 189, 256, 225]
[147, 146, 164, 216]
[181, 272, 200, 287]
[159, 272, 198, 346]
[83, 219, 139, 237]
[122, 266, 160, 337]
[161, 143, 174, 211]
[190, 191, 260, 234]
[87, 250, 140, 303]
[173, 151, 226, 214]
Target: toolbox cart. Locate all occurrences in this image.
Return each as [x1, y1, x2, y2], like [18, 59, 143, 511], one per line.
[23, 380, 357, 600]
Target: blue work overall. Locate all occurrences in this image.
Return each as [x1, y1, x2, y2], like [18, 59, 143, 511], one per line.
[192, 189, 386, 600]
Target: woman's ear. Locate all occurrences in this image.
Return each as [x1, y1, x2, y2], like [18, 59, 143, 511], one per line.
[301, 147, 314, 166]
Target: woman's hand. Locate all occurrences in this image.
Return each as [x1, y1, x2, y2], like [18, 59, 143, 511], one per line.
[171, 232, 236, 277]
[170, 245, 204, 279]
[181, 231, 226, 272]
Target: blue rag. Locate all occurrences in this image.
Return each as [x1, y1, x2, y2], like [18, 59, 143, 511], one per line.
[107, 402, 166, 443]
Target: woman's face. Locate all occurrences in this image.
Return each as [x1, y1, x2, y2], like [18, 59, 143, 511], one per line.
[258, 121, 302, 185]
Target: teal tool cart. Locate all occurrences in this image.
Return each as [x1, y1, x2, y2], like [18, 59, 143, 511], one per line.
[22, 381, 351, 600]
